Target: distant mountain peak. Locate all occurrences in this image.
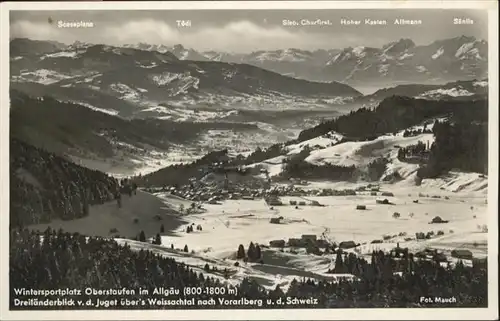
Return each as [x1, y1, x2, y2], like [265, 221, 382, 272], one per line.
[383, 38, 416, 53]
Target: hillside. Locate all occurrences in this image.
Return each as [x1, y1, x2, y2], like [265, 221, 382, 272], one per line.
[10, 38, 67, 56]
[134, 95, 488, 188]
[10, 138, 118, 228]
[297, 96, 488, 142]
[359, 79, 488, 105]
[10, 90, 259, 170]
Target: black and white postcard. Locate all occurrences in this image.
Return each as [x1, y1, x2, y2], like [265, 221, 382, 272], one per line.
[0, 1, 498, 320]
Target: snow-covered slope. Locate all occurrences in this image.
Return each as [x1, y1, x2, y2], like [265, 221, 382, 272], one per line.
[245, 117, 487, 195]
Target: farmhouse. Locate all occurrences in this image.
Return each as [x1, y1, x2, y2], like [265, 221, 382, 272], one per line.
[430, 216, 449, 224]
[269, 217, 282, 224]
[265, 196, 283, 206]
[288, 238, 304, 247]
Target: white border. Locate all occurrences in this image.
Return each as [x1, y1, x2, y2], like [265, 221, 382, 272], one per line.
[0, 1, 498, 320]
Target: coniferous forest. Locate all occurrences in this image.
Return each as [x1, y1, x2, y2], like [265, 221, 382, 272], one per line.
[10, 228, 487, 309]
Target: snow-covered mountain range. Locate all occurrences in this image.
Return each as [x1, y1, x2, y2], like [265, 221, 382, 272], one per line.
[12, 35, 487, 92]
[117, 36, 487, 87]
[10, 38, 362, 116]
[321, 36, 487, 87]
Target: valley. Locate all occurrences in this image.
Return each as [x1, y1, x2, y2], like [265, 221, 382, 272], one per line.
[9, 33, 491, 309]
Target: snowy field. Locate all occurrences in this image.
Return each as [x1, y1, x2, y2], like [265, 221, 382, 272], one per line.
[155, 188, 487, 258]
[113, 177, 488, 291]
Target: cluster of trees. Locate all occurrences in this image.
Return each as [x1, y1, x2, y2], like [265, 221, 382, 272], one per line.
[296, 96, 487, 143]
[280, 150, 356, 181]
[236, 242, 263, 263]
[238, 144, 286, 165]
[134, 149, 232, 188]
[186, 224, 202, 233]
[397, 141, 430, 162]
[402, 126, 433, 137]
[367, 157, 390, 181]
[151, 234, 162, 245]
[10, 139, 118, 228]
[131, 230, 162, 245]
[418, 120, 488, 178]
[317, 249, 487, 308]
[10, 228, 487, 309]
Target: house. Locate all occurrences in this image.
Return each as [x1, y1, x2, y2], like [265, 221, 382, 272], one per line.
[269, 240, 286, 248]
[430, 216, 449, 224]
[376, 199, 390, 205]
[451, 249, 473, 260]
[265, 196, 283, 206]
[310, 200, 324, 207]
[269, 217, 282, 224]
[288, 238, 304, 247]
[339, 241, 357, 249]
[381, 192, 394, 197]
[356, 205, 367, 210]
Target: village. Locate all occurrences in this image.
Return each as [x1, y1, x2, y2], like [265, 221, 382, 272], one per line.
[140, 167, 487, 271]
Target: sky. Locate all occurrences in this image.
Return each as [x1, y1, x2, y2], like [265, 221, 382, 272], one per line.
[10, 9, 488, 53]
